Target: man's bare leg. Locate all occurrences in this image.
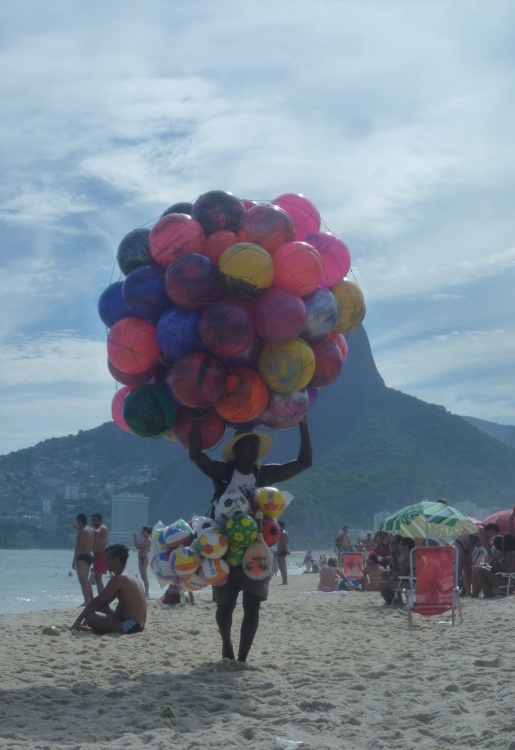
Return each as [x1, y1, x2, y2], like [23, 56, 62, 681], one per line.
[84, 610, 125, 634]
[215, 601, 237, 660]
[76, 561, 93, 604]
[238, 591, 261, 663]
[278, 556, 288, 584]
[94, 573, 104, 594]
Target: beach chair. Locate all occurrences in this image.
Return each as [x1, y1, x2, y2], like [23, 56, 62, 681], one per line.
[498, 572, 515, 598]
[406, 546, 462, 629]
[341, 552, 363, 585]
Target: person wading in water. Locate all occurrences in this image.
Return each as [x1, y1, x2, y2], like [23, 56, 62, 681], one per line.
[189, 414, 312, 662]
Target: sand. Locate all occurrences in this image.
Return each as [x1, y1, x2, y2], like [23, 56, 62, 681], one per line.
[1, 576, 514, 750]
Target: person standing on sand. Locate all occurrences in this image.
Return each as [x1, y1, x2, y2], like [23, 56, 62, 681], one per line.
[133, 526, 152, 598]
[277, 521, 290, 584]
[91, 513, 109, 594]
[335, 526, 351, 557]
[73, 513, 94, 605]
[71, 544, 146, 634]
[188, 414, 312, 662]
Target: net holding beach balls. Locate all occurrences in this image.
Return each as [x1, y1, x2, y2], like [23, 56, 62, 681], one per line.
[258, 338, 316, 394]
[272, 241, 324, 297]
[199, 300, 255, 358]
[326, 331, 348, 362]
[108, 358, 157, 387]
[225, 514, 258, 548]
[199, 557, 230, 585]
[300, 286, 339, 341]
[122, 265, 172, 323]
[239, 204, 295, 254]
[156, 307, 205, 362]
[259, 389, 308, 430]
[181, 572, 207, 591]
[107, 317, 161, 375]
[192, 190, 245, 236]
[148, 213, 205, 267]
[331, 279, 366, 334]
[250, 287, 307, 343]
[253, 487, 287, 519]
[164, 253, 224, 310]
[116, 228, 153, 276]
[272, 193, 321, 240]
[214, 368, 269, 423]
[122, 384, 176, 439]
[163, 519, 193, 550]
[172, 407, 226, 450]
[169, 352, 225, 409]
[111, 386, 135, 433]
[202, 230, 240, 264]
[226, 544, 246, 566]
[219, 243, 274, 299]
[170, 545, 202, 577]
[304, 231, 351, 287]
[98, 281, 131, 329]
[197, 528, 229, 559]
[309, 338, 344, 387]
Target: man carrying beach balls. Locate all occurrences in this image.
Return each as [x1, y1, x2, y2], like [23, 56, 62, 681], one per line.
[189, 415, 312, 662]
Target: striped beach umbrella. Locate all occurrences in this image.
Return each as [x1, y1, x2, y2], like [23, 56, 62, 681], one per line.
[380, 501, 478, 538]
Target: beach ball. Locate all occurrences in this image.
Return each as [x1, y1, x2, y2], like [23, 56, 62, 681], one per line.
[214, 368, 269, 423]
[326, 332, 348, 362]
[151, 528, 169, 552]
[241, 199, 259, 210]
[111, 386, 135, 433]
[223, 336, 262, 369]
[214, 491, 251, 525]
[304, 231, 351, 287]
[225, 515, 258, 548]
[250, 288, 307, 343]
[170, 545, 202, 577]
[262, 517, 281, 547]
[191, 516, 222, 536]
[253, 487, 286, 519]
[199, 557, 230, 585]
[199, 301, 255, 358]
[197, 528, 229, 559]
[156, 307, 205, 361]
[259, 389, 309, 430]
[122, 384, 176, 439]
[239, 204, 295, 254]
[107, 358, 157, 386]
[161, 201, 193, 217]
[309, 339, 344, 387]
[98, 281, 132, 328]
[258, 338, 316, 394]
[219, 243, 274, 299]
[163, 519, 193, 550]
[272, 193, 321, 240]
[149, 213, 205, 267]
[164, 253, 224, 310]
[226, 544, 246, 567]
[192, 190, 245, 236]
[272, 242, 324, 297]
[172, 407, 226, 450]
[181, 573, 207, 591]
[122, 265, 172, 323]
[306, 386, 319, 406]
[169, 352, 225, 409]
[151, 550, 173, 578]
[117, 228, 153, 276]
[107, 317, 160, 374]
[300, 286, 338, 341]
[202, 230, 240, 264]
[331, 279, 366, 334]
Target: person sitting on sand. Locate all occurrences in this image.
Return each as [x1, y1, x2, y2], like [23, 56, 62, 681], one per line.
[361, 551, 385, 591]
[71, 544, 146, 635]
[454, 523, 500, 596]
[378, 537, 415, 606]
[133, 526, 152, 598]
[318, 557, 357, 592]
[475, 533, 515, 598]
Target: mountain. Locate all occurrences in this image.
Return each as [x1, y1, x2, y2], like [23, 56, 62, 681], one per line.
[462, 416, 515, 449]
[1, 325, 515, 548]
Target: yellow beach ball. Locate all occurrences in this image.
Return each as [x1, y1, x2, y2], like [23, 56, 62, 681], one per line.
[259, 338, 315, 394]
[331, 279, 366, 334]
[219, 242, 274, 299]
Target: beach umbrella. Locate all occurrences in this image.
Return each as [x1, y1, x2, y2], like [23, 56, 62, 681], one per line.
[481, 508, 515, 535]
[380, 501, 478, 539]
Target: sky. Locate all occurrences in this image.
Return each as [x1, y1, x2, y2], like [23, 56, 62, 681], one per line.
[1, 0, 514, 455]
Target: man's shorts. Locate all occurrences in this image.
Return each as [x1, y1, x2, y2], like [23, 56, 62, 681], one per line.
[93, 552, 107, 575]
[213, 566, 270, 606]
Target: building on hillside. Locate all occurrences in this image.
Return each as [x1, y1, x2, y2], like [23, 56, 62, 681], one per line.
[65, 485, 81, 501]
[454, 501, 496, 522]
[42, 497, 53, 513]
[42, 512, 58, 533]
[110, 493, 149, 547]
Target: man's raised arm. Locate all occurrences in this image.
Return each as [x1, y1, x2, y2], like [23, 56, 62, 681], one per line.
[188, 415, 223, 480]
[261, 415, 312, 484]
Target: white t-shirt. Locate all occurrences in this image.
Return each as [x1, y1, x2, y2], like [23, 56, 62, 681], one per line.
[225, 468, 257, 502]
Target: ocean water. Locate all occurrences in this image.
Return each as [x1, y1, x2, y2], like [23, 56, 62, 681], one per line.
[0, 549, 307, 615]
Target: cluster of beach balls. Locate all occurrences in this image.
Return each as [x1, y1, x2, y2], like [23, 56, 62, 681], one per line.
[99, 190, 366, 447]
[150, 486, 289, 590]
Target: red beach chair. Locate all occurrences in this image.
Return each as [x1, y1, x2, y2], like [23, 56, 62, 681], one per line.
[342, 552, 363, 582]
[407, 546, 462, 629]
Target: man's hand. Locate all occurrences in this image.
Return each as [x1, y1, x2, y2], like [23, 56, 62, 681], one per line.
[71, 615, 83, 631]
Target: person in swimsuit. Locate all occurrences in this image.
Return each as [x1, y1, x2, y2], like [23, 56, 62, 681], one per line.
[133, 526, 152, 598]
[362, 552, 386, 591]
[71, 544, 146, 634]
[91, 513, 109, 594]
[72, 513, 94, 605]
[454, 523, 500, 596]
[475, 533, 515, 597]
[189, 415, 312, 662]
[277, 521, 290, 584]
[318, 557, 349, 591]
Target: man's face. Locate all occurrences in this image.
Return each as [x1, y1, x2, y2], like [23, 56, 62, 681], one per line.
[233, 435, 260, 464]
[92, 516, 101, 529]
[105, 551, 117, 572]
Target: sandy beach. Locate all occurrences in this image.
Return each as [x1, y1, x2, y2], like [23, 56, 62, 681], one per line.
[1, 575, 514, 750]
